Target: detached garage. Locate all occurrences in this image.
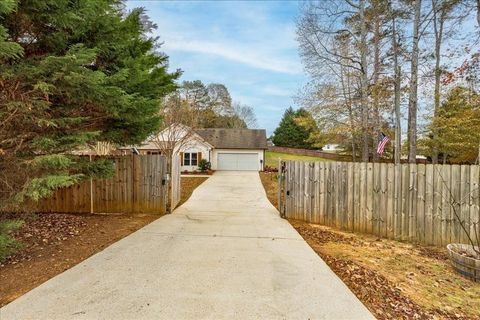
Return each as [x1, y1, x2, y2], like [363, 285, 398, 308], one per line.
[195, 129, 267, 172]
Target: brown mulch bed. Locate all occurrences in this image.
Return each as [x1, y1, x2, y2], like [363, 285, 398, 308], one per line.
[0, 176, 208, 307]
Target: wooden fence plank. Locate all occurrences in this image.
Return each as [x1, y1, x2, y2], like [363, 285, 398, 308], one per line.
[337, 162, 343, 229]
[409, 164, 418, 241]
[416, 164, 426, 244]
[441, 165, 453, 246]
[425, 165, 434, 245]
[312, 162, 320, 223]
[359, 162, 367, 233]
[366, 163, 374, 234]
[373, 163, 382, 236]
[347, 162, 355, 231]
[320, 161, 326, 225]
[470, 166, 479, 246]
[401, 164, 409, 241]
[354, 162, 361, 232]
[460, 165, 470, 244]
[432, 164, 443, 246]
[386, 164, 395, 239]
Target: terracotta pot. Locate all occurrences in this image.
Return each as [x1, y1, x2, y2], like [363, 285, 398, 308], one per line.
[447, 243, 480, 282]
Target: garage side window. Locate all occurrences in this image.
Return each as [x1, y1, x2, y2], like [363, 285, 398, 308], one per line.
[183, 152, 198, 166]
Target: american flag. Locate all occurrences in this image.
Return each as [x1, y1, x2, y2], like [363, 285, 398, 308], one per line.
[376, 132, 390, 155]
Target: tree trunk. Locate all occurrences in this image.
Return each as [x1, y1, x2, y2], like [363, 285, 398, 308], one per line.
[431, 0, 445, 164]
[340, 64, 356, 162]
[372, 15, 381, 162]
[408, 0, 422, 164]
[392, 14, 402, 166]
[390, 8, 403, 223]
[359, 0, 370, 162]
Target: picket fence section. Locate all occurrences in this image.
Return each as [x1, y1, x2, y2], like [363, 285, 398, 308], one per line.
[37, 155, 169, 214]
[279, 161, 480, 247]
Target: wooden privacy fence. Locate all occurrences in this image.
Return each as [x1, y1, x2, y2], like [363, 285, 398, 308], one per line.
[278, 161, 480, 247]
[37, 155, 169, 214]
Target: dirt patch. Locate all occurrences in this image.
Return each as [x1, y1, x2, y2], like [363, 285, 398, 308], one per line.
[0, 212, 157, 307]
[259, 172, 278, 209]
[290, 220, 480, 320]
[0, 176, 207, 307]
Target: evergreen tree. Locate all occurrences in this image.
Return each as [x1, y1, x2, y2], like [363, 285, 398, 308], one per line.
[424, 86, 480, 163]
[0, 0, 178, 207]
[271, 108, 319, 149]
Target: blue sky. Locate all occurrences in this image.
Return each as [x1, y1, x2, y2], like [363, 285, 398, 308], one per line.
[125, 1, 306, 135]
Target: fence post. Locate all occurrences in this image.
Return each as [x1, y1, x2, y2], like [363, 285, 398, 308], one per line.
[132, 154, 140, 212]
[89, 155, 94, 214]
[278, 158, 285, 218]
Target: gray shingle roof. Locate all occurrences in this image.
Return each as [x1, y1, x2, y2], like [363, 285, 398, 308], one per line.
[195, 128, 268, 149]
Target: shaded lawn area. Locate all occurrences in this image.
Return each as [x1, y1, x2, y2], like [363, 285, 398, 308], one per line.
[0, 176, 208, 307]
[265, 150, 330, 168]
[259, 172, 480, 320]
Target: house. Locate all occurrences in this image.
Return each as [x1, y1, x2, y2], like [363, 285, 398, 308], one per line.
[120, 126, 268, 172]
[322, 143, 342, 152]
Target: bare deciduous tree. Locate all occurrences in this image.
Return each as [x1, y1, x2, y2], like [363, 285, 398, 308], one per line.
[233, 102, 258, 128]
[408, 0, 422, 163]
[152, 96, 199, 162]
[297, 0, 372, 161]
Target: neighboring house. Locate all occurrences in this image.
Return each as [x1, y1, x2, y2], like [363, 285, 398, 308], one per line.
[323, 144, 342, 152]
[120, 126, 268, 172]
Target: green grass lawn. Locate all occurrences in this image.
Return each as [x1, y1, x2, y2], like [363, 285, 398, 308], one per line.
[265, 150, 330, 168]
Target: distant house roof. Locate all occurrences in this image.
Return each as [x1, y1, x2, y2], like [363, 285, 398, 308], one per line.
[194, 128, 268, 149]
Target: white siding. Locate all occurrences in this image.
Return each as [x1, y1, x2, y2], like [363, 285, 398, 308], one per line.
[179, 142, 211, 172]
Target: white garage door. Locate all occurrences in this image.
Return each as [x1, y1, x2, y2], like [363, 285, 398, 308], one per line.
[217, 153, 259, 171]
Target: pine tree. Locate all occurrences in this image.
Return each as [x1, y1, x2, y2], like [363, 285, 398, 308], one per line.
[425, 86, 480, 163]
[0, 0, 178, 207]
[271, 108, 319, 149]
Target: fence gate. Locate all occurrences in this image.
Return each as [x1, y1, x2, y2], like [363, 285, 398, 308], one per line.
[37, 155, 169, 214]
[169, 153, 181, 212]
[278, 160, 287, 218]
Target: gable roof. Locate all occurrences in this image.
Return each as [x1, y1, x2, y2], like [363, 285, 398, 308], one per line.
[194, 128, 268, 149]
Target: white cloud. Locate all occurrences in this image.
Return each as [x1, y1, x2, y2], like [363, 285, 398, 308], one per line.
[126, 0, 307, 133]
[131, 1, 303, 75]
[163, 37, 302, 75]
[261, 85, 293, 97]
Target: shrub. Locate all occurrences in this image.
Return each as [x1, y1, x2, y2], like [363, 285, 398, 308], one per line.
[0, 219, 24, 262]
[198, 159, 211, 172]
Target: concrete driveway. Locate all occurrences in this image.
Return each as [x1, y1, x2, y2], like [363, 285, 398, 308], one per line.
[1, 171, 373, 320]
